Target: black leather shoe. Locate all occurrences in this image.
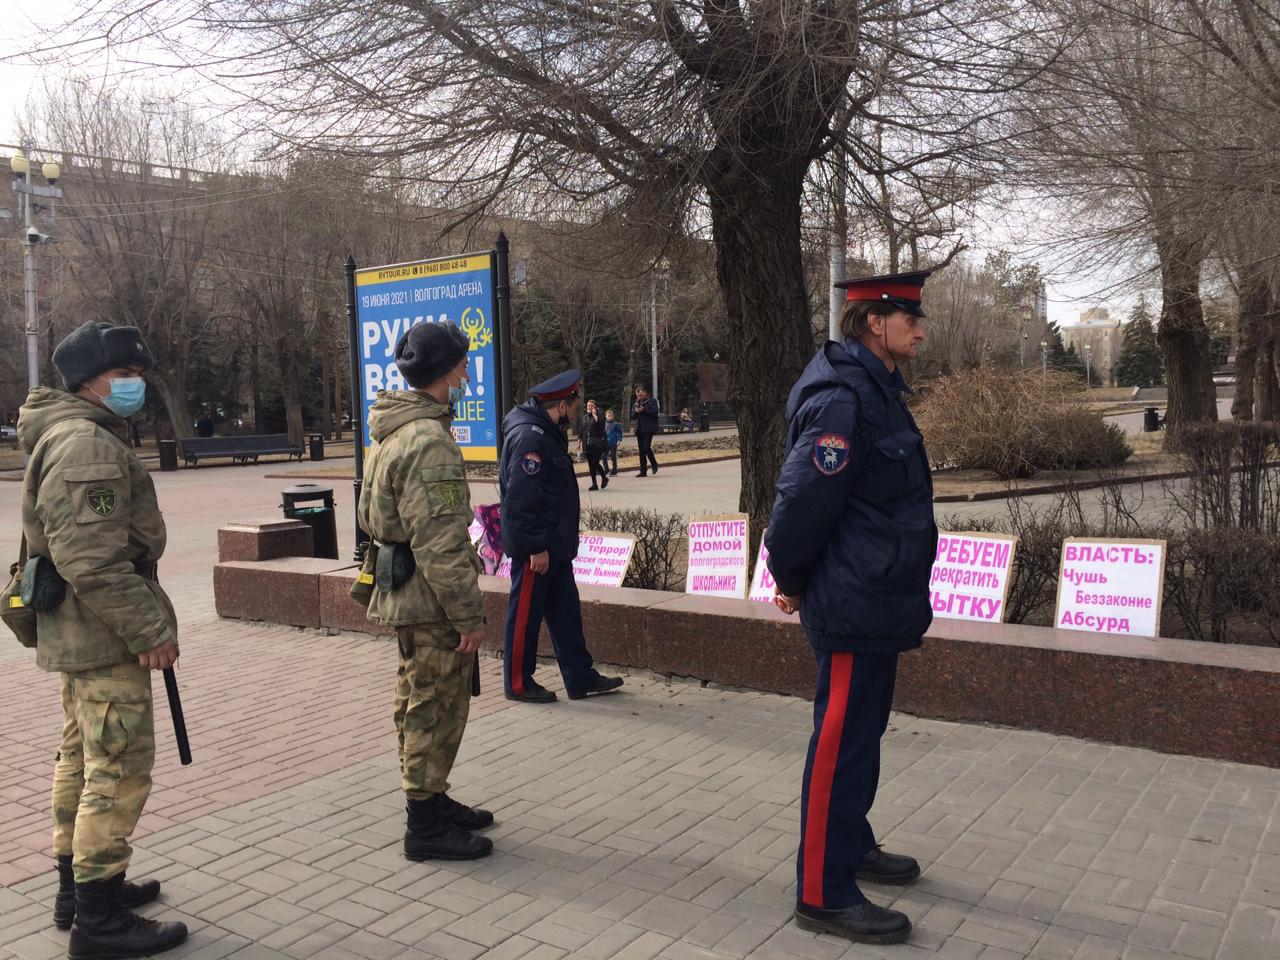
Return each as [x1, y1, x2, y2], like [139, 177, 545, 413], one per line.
[567, 675, 624, 700]
[601, 475, 609, 489]
[505, 685, 557, 704]
[589, 484, 599, 490]
[55, 856, 162, 931]
[67, 873, 187, 959]
[857, 846, 921, 885]
[404, 798, 493, 861]
[436, 793, 495, 831]
[793, 901, 911, 944]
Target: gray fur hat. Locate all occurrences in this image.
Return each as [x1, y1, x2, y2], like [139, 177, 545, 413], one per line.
[52, 321, 155, 392]
[395, 322, 470, 389]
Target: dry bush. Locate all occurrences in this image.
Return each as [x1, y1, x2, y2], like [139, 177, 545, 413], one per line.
[1167, 421, 1280, 532]
[580, 507, 685, 591]
[916, 369, 1132, 479]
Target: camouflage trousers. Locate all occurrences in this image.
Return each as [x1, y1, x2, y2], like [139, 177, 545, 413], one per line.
[395, 624, 473, 799]
[51, 662, 155, 884]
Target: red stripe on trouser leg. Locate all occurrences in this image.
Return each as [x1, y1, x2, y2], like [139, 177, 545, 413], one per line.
[802, 652, 855, 907]
[510, 563, 536, 695]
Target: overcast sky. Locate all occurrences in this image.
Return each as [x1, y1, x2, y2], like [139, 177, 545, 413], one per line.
[0, 3, 1134, 329]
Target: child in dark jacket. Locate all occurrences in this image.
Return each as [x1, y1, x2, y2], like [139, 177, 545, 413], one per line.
[605, 409, 623, 476]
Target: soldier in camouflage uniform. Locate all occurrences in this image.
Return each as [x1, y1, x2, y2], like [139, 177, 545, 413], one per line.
[357, 321, 494, 861]
[17, 322, 187, 959]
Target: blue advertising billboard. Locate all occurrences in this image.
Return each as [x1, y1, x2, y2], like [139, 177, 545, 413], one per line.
[354, 253, 500, 461]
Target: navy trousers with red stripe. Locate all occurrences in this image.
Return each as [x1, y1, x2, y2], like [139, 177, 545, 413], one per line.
[503, 560, 597, 697]
[796, 649, 898, 909]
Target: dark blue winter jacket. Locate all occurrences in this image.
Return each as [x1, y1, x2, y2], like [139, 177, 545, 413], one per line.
[765, 340, 937, 654]
[499, 399, 581, 563]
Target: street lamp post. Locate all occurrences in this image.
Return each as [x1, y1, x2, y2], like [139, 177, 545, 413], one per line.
[1040, 339, 1048, 374]
[10, 144, 62, 402]
[1019, 304, 1032, 368]
[650, 258, 668, 403]
[1085, 343, 1093, 388]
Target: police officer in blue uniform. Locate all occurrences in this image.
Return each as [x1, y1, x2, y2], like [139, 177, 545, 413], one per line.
[500, 369, 625, 703]
[765, 270, 939, 945]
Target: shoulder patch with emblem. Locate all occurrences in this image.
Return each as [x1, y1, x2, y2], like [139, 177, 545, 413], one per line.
[434, 481, 463, 510]
[813, 434, 851, 476]
[521, 451, 543, 475]
[86, 485, 118, 516]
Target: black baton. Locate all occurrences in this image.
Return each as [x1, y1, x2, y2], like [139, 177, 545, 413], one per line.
[162, 667, 192, 765]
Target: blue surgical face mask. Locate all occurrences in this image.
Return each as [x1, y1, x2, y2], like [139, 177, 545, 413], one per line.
[96, 377, 146, 417]
[447, 371, 469, 409]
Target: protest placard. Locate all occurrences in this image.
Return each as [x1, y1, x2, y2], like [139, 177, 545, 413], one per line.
[1054, 538, 1166, 637]
[929, 532, 1018, 622]
[572, 532, 637, 587]
[748, 539, 775, 603]
[685, 514, 750, 598]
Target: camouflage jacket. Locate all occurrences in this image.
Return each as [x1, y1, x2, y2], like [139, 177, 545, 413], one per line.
[357, 391, 485, 632]
[17, 388, 177, 672]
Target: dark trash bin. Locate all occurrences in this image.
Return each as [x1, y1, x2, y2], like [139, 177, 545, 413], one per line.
[281, 483, 338, 559]
[699, 413, 710, 432]
[308, 433, 325, 462]
[158, 439, 178, 472]
[1143, 407, 1162, 432]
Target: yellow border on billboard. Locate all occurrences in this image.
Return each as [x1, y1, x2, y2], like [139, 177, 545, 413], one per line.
[355, 253, 492, 287]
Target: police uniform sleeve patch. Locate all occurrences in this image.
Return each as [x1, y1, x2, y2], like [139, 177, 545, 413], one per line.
[86, 485, 118, 517]
[813, 434, 851, 476]
[521, 451, 542, 476]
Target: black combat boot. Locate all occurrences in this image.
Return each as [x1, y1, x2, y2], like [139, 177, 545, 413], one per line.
[435, 794, 496, 831]
[67, 872, 187, 960]
[856, 846, 921, 885]
[404, 796, 493, 861]
[55, 855, 162, 930]
[794, 899, 911, 944]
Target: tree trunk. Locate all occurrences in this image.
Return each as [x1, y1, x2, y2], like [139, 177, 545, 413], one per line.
[1231, 276, 1264, 421]
[333, 341, 344, 441]
[250, 339, 263, 433]
[274, 341, 306, 446]
[320, 340, 333, 440]
[707, 155, 814, 550]
[1155, 234, 1217, 438]
[620, 351, 636, 431]
[1259, 337, 1278, 422]
[149, 371, 193, 439]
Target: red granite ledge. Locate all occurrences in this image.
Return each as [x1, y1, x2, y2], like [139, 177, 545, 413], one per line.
[215, 557, 353, 627]
[213, 551, 1280, 767]
[217, 519, 314, 563]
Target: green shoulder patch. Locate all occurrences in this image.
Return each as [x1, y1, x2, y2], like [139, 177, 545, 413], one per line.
[435, 481, 463, 511]
[85, 485, 118, 517]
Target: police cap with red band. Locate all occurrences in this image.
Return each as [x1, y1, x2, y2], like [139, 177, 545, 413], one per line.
[834, 269, 932, 318]
[530, 368, 581, 402]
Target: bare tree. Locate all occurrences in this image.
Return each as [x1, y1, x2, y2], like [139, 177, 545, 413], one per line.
[78, 0, 1039, 535]
[28, 82, 228, 438]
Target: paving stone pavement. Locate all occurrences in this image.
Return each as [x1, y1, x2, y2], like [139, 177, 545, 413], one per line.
[3, 616, 1279, 960]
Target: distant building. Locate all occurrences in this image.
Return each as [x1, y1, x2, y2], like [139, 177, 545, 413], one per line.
[1062, 307, 1124, 385]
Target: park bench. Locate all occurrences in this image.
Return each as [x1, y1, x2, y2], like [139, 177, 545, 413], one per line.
[177, 434, 304, 467]
[660, 414, 697, 434]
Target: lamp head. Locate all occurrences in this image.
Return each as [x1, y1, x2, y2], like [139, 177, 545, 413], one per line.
[10, 154, 29, 177]
[42, 161, 60, 185]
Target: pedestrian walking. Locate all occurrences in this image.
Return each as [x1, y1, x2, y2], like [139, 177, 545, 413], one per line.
[579, 399, 609, 490]
[766, 270, 939, 946]
[605, 409, 623, 475]
[632, 385, 660, 476]
[499, 369, 624, 703]
[14, 321, 187, 958]
[358, 321, 494, 862]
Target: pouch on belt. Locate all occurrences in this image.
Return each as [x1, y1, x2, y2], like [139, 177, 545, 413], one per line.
[375, 541, 416, 592]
